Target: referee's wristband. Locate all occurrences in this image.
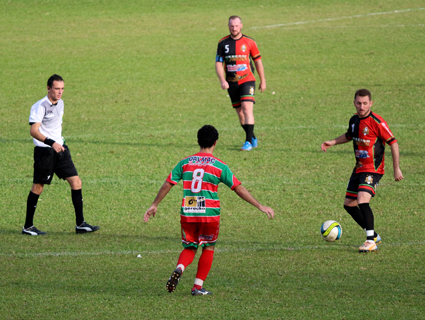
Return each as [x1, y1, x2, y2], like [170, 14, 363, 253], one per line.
[44, 138, 55, 147]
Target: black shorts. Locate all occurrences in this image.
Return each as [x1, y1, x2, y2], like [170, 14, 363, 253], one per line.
[345, 171, 383, 199]
[33, 145, 78, 184]
[227, 81, 256, 108]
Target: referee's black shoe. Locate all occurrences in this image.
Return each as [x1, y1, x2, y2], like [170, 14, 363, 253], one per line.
[76, 222, 100, 234]
[22, 226, 46, 236]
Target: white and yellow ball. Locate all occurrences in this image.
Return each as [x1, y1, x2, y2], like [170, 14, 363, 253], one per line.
[321, 220, 342, 242]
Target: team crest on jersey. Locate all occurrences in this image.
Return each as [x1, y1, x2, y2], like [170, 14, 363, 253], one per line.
[183, 196, 206, 213]
[365, 175, 373, 185]
[249, 87, 254, 95]
[241, 45, 247, 52]
[363, 127, 369, 136]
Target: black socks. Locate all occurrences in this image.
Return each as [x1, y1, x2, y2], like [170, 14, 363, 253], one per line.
[72, 189, 84, 226]
[25, 191, 40, 228]
[241, 124, 255, 143]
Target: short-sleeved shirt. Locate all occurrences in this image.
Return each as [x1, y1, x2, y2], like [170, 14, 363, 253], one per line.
[166, 152, 241, 223]
[345, 111, 397, 175]
[216, 34, 261, 87]
[29, 96, 64, 147]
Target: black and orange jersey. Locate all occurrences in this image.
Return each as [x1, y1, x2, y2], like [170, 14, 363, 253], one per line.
[345, 111, 397, 175]
[216, 34, 261, 86]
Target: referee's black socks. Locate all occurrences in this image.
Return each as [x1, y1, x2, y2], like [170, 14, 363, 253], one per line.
[71, 189, 84, 226]
[25, 191, 40, 228]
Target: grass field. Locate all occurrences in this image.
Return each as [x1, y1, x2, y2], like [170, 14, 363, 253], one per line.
[1, 0, 424, 319]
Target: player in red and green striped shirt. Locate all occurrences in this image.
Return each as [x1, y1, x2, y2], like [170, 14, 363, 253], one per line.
[144, 125, 274, 296]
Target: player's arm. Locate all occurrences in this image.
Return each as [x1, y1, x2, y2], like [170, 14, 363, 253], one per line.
[144, 181, 174, 222]
[390, 142, 404, 181]
[254, 59, 266, 93]
[215, 61, 229, 90]
[30, 122, 64, 153]
[321, 133, 350, 152]
[233, 185, 274, 219]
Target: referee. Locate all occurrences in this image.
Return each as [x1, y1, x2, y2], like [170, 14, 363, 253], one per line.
[23, 74, 99, 235]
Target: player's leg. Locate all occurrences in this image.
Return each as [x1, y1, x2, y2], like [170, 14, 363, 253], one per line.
[229, 86, 247, 142]
[167, 222, 198, 293]
[65, 175, 99, 233]
[229, 83, 256, 150]
[235, 107, 255, 149]
[344, 173, 366, 229]
[357, 191, 377, 252]
[358, 191, 374, 240]
[166, 247, 197, 294]
[235, 106, 245, 125]
[58, 145, 99, 233]
[191, 221, 219, 296]
[192, 246, 215, 296]
[23, 183, 46, 235]
[344, 172, 379, 251]
[239, 81, 257, 150]
[66, 175, 84, 224]
[344, 198, 366, 229]
[23, 147, 54, 235]
[357, 173, 382, 252]
[176, 247, 197, 273]
[241, 101, 256, 146]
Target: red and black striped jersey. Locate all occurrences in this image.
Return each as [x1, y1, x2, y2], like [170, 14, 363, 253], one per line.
[345, 111, 397, 174]
[216, 34, 261, 86]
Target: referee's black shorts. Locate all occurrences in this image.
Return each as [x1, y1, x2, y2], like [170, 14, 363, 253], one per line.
[33, 145, 78, 184]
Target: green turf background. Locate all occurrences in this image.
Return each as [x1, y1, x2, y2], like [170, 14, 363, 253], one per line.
[1, 1, 424, 319]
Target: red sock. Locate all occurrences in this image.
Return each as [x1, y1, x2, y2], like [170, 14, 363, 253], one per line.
[195, 250, 214, 282]
[177, 248, 196, 270]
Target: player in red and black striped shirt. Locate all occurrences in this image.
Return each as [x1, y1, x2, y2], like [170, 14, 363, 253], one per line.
[321, 89, 403, 252]
[215, 15, 266, 151]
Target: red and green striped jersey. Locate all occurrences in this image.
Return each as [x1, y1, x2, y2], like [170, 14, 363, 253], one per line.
[166, 152, 241, 223]
[345, 111, 397, 174]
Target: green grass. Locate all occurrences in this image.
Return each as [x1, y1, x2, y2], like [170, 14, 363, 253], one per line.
[1, 0, 424, 319]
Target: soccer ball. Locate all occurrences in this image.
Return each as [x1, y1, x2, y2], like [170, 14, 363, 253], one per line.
[321, 220, 342, 242]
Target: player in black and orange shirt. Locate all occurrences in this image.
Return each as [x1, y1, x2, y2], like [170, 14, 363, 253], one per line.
[321, 89, 403, 252]
[215, 15, 266, 151]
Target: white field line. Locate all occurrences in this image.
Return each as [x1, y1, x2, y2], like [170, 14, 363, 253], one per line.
[250, 7, 425, 30]
[288, 24, 425, 30]
[2, 242, 424, 258]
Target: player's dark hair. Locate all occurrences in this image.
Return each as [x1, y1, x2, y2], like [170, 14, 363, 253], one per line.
[198, 125, 219, 149]
[229, 15, 242, 23]
[47, 74, 64, 88]
[354, 88, 371, 101]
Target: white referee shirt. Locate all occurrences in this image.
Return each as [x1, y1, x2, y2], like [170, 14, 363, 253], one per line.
[29, 96, 64, 147]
